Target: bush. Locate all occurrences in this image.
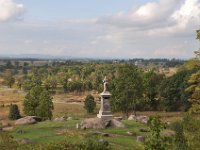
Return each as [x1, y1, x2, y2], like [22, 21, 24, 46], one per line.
[173, 121, 188, 150]
[8, 104, 21, 120]
[145, 115, 170, 150]
[84, 94, 96, 113]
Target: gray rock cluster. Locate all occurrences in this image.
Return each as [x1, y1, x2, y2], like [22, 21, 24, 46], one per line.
[80, 117, 125, 129]
[15, 116, 42, 125]
[128, 115, 149, 124]
[54, 116, 73, 122]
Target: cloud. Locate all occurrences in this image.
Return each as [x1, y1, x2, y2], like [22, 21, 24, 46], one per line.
[0, 0, 25, 22]
[0, 0, 199, 58]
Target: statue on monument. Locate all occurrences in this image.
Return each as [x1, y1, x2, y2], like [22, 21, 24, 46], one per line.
[103, 76, 108, 92]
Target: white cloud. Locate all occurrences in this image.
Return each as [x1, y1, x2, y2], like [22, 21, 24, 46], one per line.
[0, 0, 25, 22]
[0, 0, 199, 58]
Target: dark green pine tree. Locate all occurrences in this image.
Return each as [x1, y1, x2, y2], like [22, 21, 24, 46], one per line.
[84, 94, 96, 113]
[8, 104, 21, 120]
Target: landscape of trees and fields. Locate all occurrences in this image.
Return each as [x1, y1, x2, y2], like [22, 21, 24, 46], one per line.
[0, 0, 200, 150]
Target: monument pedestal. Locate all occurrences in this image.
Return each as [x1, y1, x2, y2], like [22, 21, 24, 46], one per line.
[97, 91, 113, 121]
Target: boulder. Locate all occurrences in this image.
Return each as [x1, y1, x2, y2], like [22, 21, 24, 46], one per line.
[109, 119, 125, 128]
[137, 116, 149, 124]
[67, 117, 73, 121]
[128, 115, 149, 124]
[54, 116, 67, 122]
[76, 123, 81, 129]
[128, 115, 136, 121]
[2, 126, 14, 131]
[80, 118, 109, 129]
[98, 139, 109, 146]
[114, 116, 123, 121]
[127, 131, 136, 136]
[18, 138, 36, 144]
[80, 118, 125, 129]
[137, 136, 145, 142]
[15, 116, 42, 125]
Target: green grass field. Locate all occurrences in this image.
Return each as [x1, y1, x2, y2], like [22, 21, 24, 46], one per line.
[9, 120, 148, 150]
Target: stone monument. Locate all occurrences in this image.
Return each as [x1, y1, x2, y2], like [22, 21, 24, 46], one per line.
[97, 76, 113, 120]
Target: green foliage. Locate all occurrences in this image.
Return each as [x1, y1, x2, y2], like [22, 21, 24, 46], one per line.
[8, 104, 21, 120]
[182, 114, 200, 149]
[111, 64, 144, 117]
[24, 86, 53, 120]
[159, 69, 193, 111]
[3, 70, 15, 88]
[144, 69, 164, 110]
[84, 94, 96, 113]
[186, 70, 200, 114]
[173, 121, 188, 150]
[36, 90, 54, 120]
[145, 116, 169, 150]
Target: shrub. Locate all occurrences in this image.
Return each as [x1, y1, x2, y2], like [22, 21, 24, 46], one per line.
[145, 115, 170, 150]
[84, 94, 96, 113]
[173, 121, 188, 150]
[8, 104, 21, 120]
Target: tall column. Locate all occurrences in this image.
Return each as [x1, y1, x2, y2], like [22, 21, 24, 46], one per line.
[97, 76, 113, 120]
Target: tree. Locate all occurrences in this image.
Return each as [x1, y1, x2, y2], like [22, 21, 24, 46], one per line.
[24, 86, 43, 115]
[185, 30, 200, 114]
[36, 90, 54, 120]
[3, 70, 15, 88]
[159, 69, 193, 111]
[84, 94, 96, 113]
[144, 70, 164, 110]
[23, 86, 53, 120]
[8, 104, 21, 120]
[110, 65, 144, 117]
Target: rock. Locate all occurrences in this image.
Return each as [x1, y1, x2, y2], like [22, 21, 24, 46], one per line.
[54, 116, 67, 122]
[128, 115, 136, 121]
[81, 118, 108, 129]
[81, 118, 125, 129]
[76, 123, 81, 129]
[109, 119, 125, 128]
[139, 128, 149, 132]
[16, 130, 25, 134]
[114, 116, 123, 121]
[19, 138, 36, 144]
[137, 136, 145, 142]
[2, 126, 14, 131]
[15, 116, 42, 125]
[127, 131, 136, 136]
[128, 115, 149, 124]
[67, 117, 73, 121]
[136, 116, 149, 124]
[98, 139, 109, 146]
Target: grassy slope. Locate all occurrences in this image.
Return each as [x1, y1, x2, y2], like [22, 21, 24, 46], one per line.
[10, 120, 146, 150]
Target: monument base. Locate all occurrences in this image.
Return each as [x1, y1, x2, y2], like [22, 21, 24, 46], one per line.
[97, 111, 113, 121]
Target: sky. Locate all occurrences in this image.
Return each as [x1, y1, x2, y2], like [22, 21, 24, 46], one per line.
[0, 0, 200, 59]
